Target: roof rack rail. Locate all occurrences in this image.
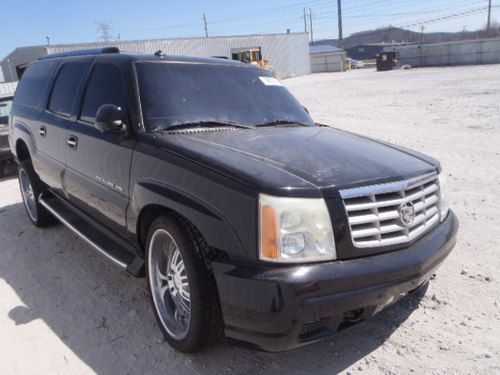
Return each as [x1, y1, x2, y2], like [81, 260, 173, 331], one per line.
[39, 47, 120, 60]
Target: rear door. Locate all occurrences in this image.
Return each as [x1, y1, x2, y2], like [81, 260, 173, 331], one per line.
[11, 59, 63, 188]
[64, 61, 135, 235]
[37, 60, 90, 192]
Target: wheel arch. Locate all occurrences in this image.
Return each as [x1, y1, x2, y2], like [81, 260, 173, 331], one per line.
[16, 139, 31, 162]
[131, 180, 246, 259]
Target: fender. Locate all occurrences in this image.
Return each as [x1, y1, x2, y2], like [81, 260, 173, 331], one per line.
[127, 178, 250, 258]
[12, 122, 36, 160]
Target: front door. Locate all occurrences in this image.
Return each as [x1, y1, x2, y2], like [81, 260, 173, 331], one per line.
[64, 62, 135, 236]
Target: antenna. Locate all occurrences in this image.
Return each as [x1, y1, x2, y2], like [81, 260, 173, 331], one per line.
[95, 21, 113, 42]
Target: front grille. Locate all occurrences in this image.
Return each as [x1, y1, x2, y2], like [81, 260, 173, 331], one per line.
[340, 173, 441, 248]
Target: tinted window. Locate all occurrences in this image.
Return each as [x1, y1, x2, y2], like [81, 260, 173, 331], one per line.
[136, 62, 314, 130]
[80, 63, 126, 123]
[48, 62, 88, 117]
[14, 61, 56, 107]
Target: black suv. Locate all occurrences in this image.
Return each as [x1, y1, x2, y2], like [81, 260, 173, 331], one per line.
[9, 48, 458, 353]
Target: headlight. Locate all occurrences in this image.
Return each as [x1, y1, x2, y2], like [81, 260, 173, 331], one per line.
[438, 171, 449, 221]
[259, 194, 336, 263]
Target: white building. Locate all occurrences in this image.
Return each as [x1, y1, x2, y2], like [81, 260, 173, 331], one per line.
[1, 33, 310, 82]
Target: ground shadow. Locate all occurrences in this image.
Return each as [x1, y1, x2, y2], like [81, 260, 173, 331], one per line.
[0, 201, 425, 374]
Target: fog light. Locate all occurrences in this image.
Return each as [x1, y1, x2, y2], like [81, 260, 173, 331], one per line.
[282, 232, 305, 254]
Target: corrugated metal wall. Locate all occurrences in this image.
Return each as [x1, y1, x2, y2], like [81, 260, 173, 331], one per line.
[310, 51, 346, 73]
[49, 33, 310, 79]
[390, 37, 500, 67]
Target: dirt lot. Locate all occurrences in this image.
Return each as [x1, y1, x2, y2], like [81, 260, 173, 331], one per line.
[0, 65, 499, 375]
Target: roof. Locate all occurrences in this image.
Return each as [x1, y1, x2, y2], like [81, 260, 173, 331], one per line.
[36, 47, 249, 67]
[309, 45, 343, 53]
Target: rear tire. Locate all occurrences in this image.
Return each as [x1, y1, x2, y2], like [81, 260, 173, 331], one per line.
[18, 160, 54, 227]
[146, 215, 223, 353]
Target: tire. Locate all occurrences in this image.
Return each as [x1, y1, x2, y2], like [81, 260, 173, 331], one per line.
[146, 214, 223, 352]
[18, 160, 54, 227]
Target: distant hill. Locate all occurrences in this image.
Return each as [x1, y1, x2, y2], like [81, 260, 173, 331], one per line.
[311, 26, 498, 50]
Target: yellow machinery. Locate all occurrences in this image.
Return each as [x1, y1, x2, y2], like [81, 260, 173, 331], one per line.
[230, 47, 277, 76]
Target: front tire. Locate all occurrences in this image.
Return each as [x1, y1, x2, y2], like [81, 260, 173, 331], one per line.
[146, 215, 223, 352]
[18, 161, 54, 227]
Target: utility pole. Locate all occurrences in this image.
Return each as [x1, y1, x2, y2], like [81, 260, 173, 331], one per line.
[420, 25, 425, 44]
[95, 21, 112, 42]
[203, 13, 209, 37]
[309, 8, 314, 42]
[337, 0, 343, 49]
[303, 8, 308, 33]
[486, 0, 492, 30]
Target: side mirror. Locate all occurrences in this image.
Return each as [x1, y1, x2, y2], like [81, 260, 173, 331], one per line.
[95, 104, 127, 134]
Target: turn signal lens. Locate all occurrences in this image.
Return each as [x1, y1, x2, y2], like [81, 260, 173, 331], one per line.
[261, 205, 278, 259]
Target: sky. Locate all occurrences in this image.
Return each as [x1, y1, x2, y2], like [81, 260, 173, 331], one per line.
[0, 0, 498, 61]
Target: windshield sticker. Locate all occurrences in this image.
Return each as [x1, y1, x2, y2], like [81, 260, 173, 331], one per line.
[259, 76, 283, 87]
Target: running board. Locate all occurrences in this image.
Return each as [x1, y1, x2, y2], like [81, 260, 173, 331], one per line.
[39, 195, 144, 276]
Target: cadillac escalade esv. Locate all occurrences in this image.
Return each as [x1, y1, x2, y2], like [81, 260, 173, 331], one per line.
[9, 48, 458, 353]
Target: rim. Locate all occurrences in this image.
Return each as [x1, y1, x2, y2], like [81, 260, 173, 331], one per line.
[19, 169, 38, 222]
[148, 228, 191, 340]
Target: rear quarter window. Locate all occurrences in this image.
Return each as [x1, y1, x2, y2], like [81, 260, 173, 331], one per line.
[14, 60, 56, 108]
[48, 62, 88, 117]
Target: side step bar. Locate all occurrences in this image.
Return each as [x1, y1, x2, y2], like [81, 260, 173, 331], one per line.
[39, 195, 144, 276]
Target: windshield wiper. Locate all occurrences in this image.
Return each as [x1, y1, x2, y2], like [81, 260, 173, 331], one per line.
[164, 121, 250, 131]
[255, 120, 310, 128]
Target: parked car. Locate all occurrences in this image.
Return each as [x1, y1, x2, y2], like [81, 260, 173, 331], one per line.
[9, 48, 458, 353]
[0, 94, 14, 177]
[347, 58, 365, 69]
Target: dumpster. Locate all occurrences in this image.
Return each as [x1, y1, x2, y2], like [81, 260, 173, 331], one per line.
[376, 51, 399, 71]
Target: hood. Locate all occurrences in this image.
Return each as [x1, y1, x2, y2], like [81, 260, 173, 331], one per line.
[156, 126, 438, 196]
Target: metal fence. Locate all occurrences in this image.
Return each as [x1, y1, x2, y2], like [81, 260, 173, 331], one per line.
[391, 37, 500, 67]
[0, 81, 17, 97]
[310, 51, 346, 73]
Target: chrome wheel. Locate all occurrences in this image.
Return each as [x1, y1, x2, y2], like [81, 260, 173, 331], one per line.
[148, 229, 191, 340]
[19, 169, 38, 222]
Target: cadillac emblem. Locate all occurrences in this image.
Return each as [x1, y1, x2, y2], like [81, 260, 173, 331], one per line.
[399, 201, 415, 227]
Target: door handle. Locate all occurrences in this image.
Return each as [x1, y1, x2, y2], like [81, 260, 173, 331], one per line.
[39, 126, 47, 137]
[67, 135, 78, 150]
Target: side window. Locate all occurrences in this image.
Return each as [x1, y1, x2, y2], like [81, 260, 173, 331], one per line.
[48, 62, 88, 117]
[14, 60, 56, 107]
[79, 63, 126, 124]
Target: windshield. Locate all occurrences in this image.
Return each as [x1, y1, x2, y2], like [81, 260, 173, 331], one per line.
[136, 61, 315, 130]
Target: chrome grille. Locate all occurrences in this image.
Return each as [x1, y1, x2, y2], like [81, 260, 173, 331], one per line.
[340, 173, 441, 248]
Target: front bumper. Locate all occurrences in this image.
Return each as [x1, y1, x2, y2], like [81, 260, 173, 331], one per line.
[212, 210, 459, 352]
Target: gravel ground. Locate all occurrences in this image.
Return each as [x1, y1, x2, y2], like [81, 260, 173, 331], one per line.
[0, 65, 499, 375]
